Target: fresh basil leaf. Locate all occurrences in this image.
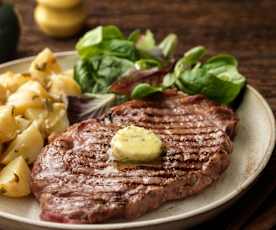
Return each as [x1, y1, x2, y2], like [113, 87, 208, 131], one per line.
[136, 30, 156, 51]
[135, 59, 161, 70]
[128, 29, 141, 43]
[174, 46, 206, 77]
[131, 83, 163, 99]
[158, 33, 178, 58]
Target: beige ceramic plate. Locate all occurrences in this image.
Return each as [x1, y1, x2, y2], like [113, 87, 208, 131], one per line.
[0, 52, 275, 230]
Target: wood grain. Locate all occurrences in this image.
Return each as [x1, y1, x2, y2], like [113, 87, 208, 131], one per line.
[5, 0, 276, 229]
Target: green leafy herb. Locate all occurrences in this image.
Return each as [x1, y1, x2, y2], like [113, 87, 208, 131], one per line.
[136, 30, 156, 51]
[135, 59, 161, 70]
[74, 56, 134, 94]
[175, 47, 246, 104]
[76, 25, 137, 61]
[128, 29, 141, 43]
[111, 63, 174, 96]
[158, 33, 178, 58]
[131, 83, 163, 99]
[76, 25, 123, 52]
[174, 46, 206, 77]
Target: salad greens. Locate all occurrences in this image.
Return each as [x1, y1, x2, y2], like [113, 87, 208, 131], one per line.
[74, 56, 134, 94]
[175, 47, 246, 104]
[67, 93, 127, 123]
[76, 25, 137, 61]
[71, 25, 246, 123]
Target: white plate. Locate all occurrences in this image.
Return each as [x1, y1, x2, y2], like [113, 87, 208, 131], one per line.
[0, 52, 275, 230]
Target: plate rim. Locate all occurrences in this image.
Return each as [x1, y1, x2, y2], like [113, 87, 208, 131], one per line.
[0, 52, 275, 229]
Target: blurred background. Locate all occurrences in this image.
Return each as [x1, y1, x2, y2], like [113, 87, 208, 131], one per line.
[1, 0, 276, 229]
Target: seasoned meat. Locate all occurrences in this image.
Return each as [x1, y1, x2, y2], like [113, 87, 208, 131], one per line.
[31, 91, 238, 224]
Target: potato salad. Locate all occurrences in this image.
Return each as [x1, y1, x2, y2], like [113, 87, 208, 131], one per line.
[0, 48, 80, 197]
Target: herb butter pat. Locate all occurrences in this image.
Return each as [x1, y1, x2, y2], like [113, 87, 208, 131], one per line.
[111, 125, 162, 162]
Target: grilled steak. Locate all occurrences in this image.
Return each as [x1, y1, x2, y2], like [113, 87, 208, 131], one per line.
[31, 91, 238, 224]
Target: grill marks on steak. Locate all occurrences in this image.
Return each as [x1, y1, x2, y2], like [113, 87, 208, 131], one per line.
[31, 92, 238, 224]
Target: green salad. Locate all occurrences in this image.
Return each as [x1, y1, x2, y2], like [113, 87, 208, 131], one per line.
[69, 25, 246, 123]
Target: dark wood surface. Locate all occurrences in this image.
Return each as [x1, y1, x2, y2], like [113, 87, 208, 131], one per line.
[5, 0, 276, 229]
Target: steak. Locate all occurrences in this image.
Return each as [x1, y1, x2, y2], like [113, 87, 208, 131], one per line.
[31, 91, 238, 224]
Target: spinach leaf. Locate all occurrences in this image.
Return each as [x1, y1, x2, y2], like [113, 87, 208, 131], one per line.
[128, 29, 141, 43]
[158, 33, 178, 58]
[135, 59, 161, 70]
[74, 59, 94, 92]
[76, 25, 123, 54]
[174, 46, 206, 77]
[162, 73, 176, 88]
[111, 62, 174, 96]
[74, 56, 134, 94]
[76, 25, 137, 60]
[131, 83, 163, 99]
[175, 49, 246, 105]
[136, 30, 156, 51]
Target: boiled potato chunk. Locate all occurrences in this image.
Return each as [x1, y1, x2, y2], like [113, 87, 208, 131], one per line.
[0, 156, 31, 197]
[0, 105, 17, 143]
[17, 81, 49, 99]
[25, 108, 48, 134]
[1, 122, 44, 165]
[45, 103, 69, 135]
[0, 72, 31, 93]
[7, 90, 44, 114]
[49, 73, 81, 97]
[29, 48, 61, 85]
[15, 116, 31, 133]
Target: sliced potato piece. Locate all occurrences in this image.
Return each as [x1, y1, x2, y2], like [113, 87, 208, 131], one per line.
[0, 72, 31, 94]
[45, 103, 69, 135]
[1, 122, 44, 165]
[0, 105, 17, 143]
[7, 90, 44, 115]
[29, 48, 61, 85]
[49, 73, 81, 97]
[15, 116, 31, 133]
[0, 156, 31, 197]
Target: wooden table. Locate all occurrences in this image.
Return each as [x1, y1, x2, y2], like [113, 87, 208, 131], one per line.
[7, 0, 276, 229]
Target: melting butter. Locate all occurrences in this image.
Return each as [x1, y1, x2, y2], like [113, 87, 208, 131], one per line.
[110, 125, 162, 163]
